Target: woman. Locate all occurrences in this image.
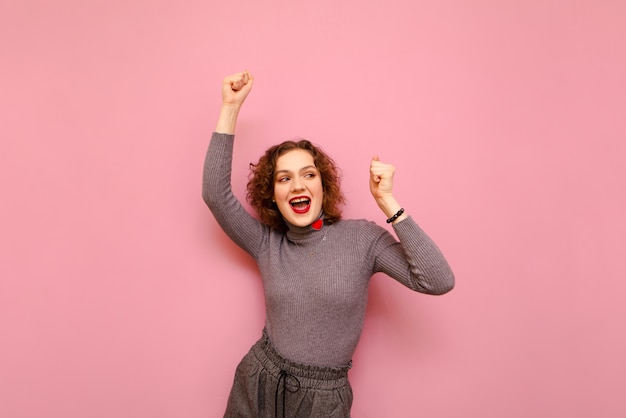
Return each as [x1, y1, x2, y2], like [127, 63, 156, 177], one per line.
[203, 71, 454, 417]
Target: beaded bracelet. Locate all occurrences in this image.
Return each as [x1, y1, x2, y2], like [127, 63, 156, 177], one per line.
[386, 208, 405, 223]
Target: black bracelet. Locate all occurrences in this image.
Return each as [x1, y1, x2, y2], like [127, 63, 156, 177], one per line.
[386, 208, 405, 223]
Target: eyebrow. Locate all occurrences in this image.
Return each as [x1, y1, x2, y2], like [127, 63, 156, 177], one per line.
[274, 165, 318, 176]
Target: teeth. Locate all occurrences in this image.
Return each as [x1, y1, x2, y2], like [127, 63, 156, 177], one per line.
[290, 198, 310, 204]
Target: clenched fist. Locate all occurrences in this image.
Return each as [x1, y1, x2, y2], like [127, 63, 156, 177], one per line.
[369, 155, 396, 200]
[222, 70, 254, 106]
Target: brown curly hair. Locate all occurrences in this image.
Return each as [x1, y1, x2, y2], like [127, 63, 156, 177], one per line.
[246, 139, 344, 231]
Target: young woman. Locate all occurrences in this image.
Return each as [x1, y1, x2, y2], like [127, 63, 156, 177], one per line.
[203, 71, 455, 417]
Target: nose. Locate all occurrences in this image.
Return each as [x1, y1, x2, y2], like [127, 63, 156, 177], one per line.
[291, 178, 305, 192]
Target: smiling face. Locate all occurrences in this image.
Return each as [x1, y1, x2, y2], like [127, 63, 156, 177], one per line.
[273, 149, 324, 227]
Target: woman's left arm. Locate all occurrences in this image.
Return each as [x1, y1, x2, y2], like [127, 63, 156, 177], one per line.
[369, 156, 454, 295]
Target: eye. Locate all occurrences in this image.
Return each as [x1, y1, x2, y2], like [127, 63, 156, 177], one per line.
[277, 176, 290, 183]
[304, 172, 317, 179]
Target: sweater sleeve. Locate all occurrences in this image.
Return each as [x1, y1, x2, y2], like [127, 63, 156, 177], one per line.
[201, 132, 268, 259]
[371, 217, 455, 295]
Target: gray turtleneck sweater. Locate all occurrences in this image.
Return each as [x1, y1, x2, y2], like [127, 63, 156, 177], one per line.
[203, 132, 454, 367]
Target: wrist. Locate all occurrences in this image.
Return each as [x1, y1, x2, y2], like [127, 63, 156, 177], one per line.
[221, 102, 242, 111]
[375, 195, 400, 216]
[375, 196, 408, 224]
[215, 104, 241, 134]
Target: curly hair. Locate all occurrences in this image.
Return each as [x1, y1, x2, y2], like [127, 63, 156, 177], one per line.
[246, 139, 344, 231]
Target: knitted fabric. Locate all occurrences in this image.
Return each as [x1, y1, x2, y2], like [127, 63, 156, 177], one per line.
[203, 132, 454, 367]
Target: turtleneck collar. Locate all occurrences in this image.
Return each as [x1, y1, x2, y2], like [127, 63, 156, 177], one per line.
[284, 212, 325, 241]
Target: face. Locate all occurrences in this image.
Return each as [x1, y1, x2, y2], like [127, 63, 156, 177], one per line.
[273, 149, 324, 228]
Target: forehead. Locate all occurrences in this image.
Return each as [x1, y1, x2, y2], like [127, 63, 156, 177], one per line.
[275, 149, 315, 171]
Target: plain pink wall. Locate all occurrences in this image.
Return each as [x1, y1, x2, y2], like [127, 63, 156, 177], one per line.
[2, 1, 625, 417]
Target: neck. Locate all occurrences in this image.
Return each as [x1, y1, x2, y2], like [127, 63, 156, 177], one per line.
[284, 211, 325, 239]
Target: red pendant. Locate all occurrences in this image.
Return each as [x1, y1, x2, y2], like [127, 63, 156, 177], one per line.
[312, 219, 323, 230]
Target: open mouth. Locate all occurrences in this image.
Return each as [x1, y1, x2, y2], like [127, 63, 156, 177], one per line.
[289, 196, 311, 214]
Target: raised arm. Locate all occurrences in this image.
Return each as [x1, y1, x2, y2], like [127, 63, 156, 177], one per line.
[203, 71, 267, 259]
[369, 155, 454, 294]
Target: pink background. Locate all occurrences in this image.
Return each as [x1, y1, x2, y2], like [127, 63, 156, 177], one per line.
[2, 1, 625, 417]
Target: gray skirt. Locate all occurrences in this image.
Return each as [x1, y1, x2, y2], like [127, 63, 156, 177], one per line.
[224, 329, 353, 418]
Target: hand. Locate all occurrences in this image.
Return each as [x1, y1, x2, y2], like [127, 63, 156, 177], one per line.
[369, 155, 396, 200]
[221, 71, 254, 106]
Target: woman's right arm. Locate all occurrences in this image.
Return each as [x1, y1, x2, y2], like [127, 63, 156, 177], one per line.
[202, 71, 267, 259]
